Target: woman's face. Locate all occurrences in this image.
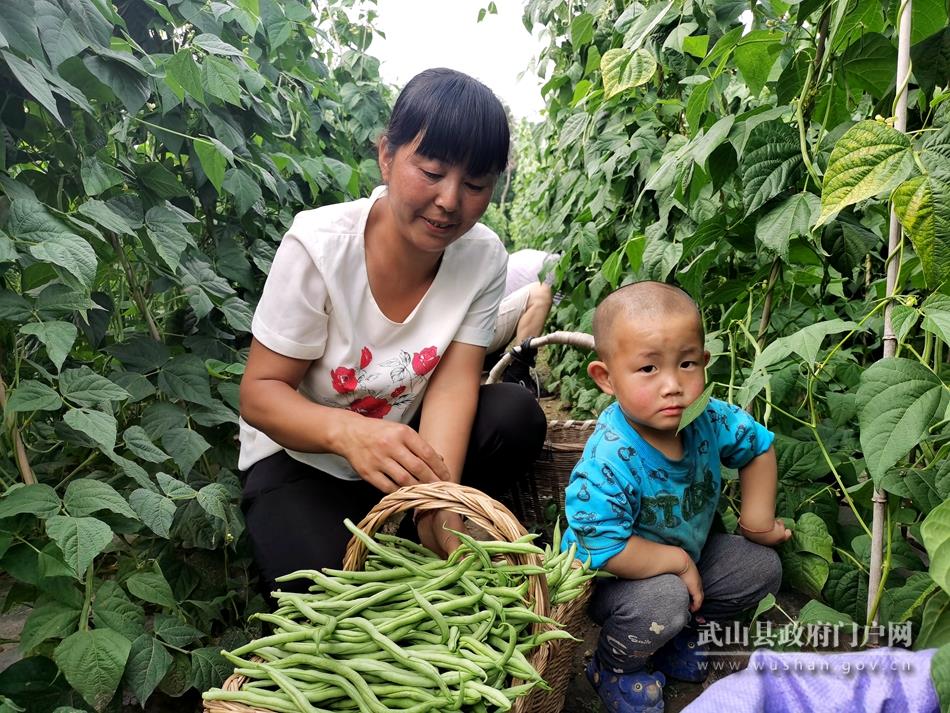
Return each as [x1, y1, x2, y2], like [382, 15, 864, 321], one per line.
[378, 135, 497, 254]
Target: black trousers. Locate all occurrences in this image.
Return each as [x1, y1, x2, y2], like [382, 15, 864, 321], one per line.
[241, 383, 546, 594]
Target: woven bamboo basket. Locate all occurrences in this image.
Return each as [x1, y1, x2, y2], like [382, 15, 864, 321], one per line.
[486, 331, 597, 526]
[206, 482, 592, 713]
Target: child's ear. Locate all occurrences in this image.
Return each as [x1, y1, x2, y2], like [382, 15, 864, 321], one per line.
[587, 360, 614, 395]
[703, 351, 710, 366]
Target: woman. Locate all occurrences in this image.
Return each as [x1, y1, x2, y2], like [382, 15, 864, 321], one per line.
[238, 68, 547, 593]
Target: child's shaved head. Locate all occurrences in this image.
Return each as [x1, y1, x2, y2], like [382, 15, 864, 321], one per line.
[593, 282, 703, 361]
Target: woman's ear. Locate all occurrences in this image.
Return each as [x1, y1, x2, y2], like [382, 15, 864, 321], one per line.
[378, 137, 393, 182]
[587, 360, 614, 395]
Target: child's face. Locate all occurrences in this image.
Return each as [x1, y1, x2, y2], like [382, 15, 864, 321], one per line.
[592, 313, 709, 440]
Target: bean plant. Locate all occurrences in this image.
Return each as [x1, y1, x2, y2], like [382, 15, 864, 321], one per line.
[0, 0, 388, 709]
[510, 0, 950, 701]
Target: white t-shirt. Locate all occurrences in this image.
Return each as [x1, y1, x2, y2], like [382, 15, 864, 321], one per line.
[239, 186, 508, 478]
[504, 249, 559, 296]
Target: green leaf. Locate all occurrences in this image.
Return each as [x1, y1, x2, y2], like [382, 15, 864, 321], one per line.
[104, 450, 155, 492]
[220, 296, 253, 332]
[881, 571, 938, 623]
[932, 644, 950, 713]
[733, 30, 783, 96]
[53, 628, 131, 712]
[0, 0, 43, 57]
[157, 354, 214, 406]
[923, 499, 950, 597]
[125, 570, 177, 609]
[195, 483, 230, 523]
[190, 647, 231, 691]
[601, 48, 657, 99]
[918, 590, 950, 648]
[817, 120, 914, 225]
[570, 13, 595, 46]
[128, 489, 175, 538]
[164, 49, 204, 103]
[2, 51, 63, 125]
[622, 0, 673, 50]
[5, 380, 62, 412]
[840, 33, 896, 99]
[797, 599, 854, 626]
[124, 634, 172, 704]
[36, 3, 88, 69]
[754, 319, 858, 371]
[791, 512, 834, 562]
[64, 479, 137, 520]
[161, 428, 211, 476]
[77, 199, 136, 236]
[133, 163, 187, 199]
[153, 614, 203, 647]
[82, 55, 150, 114]
[781, 549, 828, 598]
[685, 80, 713, 135]
[740, 120, 804, 215]
[0, 483, 60, 519]
[63, 408, 117, 451]
[156, 472, 197, 499]
[193, 33, 244, 57]
[80, 158, 125, 196]
[751, 592, 776, 620]
[144, 205, 194, 272]
[922, 294, 950, 347]
[45, 515, 113, 578]
[59, 367, 129, 405]
[194, 139, 228, 192]
[92, 580, 145, 641]
[857, 358, 945, 483]
[892, 173, 950, 289]
[122, 426, 170, 463]
[20, 601, 81, 652]
[19, 321, 78, 372]
[202, 55, 242, 105]
[677, 383, 713, 434]
[755, 192, 820, 259]
[222, 168, 262, 216]
[29, 233, 98, 290]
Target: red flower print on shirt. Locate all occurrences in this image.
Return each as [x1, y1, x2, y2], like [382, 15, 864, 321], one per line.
[348, 395, 392, 419]
[411, 346, 441, 376]
[330, 367, 358, 393]
[391, 386, 406, 398]
[360, 347, 372, 369]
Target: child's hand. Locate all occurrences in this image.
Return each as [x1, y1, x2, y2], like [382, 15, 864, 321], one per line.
[678, 555, 704, 612]
[740, 518, 792, 546]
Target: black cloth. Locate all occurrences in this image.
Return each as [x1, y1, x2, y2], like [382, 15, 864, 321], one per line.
[241, 383, 546, 594]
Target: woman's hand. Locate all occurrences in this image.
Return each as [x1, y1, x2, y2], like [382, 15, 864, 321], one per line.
[338, 417, 450, 493]
[416, 509, 465, 558]
[678, 554, 704, 613]
[740, 518, 792, 546]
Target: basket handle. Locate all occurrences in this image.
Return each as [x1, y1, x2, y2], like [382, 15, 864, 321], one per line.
[486, 330, 594, 385]
[342, 482, 550, 619]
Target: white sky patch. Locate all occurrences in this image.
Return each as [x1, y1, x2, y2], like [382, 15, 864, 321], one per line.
[369, 0, 548, 121]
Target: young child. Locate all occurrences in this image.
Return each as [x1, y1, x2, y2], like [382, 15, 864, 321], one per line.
[563, 281, 790, 713]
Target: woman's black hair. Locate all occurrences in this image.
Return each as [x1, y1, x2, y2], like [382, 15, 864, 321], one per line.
[384, 68, 509, 177]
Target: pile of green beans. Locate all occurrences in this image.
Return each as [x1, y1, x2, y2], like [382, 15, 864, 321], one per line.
[203, 519, 594, 713]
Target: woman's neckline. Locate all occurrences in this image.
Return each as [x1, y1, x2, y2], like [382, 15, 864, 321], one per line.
[360, 187, 446, 325]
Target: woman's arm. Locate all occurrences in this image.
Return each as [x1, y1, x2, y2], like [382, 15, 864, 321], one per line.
[413, 340, 484, 556]
[240, 338, 446, 492]
[416, 340, 485, 482]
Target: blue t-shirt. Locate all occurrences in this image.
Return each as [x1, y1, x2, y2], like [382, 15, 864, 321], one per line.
[562, 398, 775, 568]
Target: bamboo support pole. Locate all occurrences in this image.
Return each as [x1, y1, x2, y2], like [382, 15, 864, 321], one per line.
[868, 0, 912, 628]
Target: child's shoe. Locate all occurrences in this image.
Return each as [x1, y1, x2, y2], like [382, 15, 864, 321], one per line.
[652, 625, 708, 682]
[585, 653, 665, 713]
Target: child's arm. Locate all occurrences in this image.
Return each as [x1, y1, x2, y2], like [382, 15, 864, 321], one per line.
[605, 537, 704, 612]
[737, 445, 791, 545]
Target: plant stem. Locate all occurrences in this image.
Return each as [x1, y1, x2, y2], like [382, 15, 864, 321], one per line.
[80, 563, 95, 631]
[110, 235, 161, 342]
[755, 259, 782, 348]
[0, 373, 35, 485]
